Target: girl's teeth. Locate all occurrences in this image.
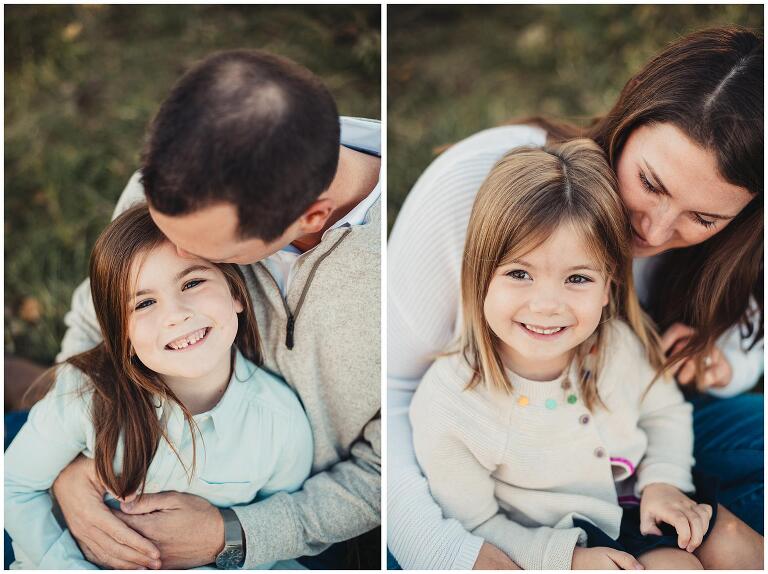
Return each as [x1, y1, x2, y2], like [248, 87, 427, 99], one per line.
[525, 324, 564, 335]
[168, 328, 207, 349]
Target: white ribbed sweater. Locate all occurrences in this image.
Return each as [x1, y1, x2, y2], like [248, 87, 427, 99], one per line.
[387, 124, 762, 569]
[409, 320, 694, 570]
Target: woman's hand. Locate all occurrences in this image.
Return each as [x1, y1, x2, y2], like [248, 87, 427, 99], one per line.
[639, 483, 712, 553]
[660, 323, 733, 390]
[52, 454, 161, 570]
[571, 546, 644, 569]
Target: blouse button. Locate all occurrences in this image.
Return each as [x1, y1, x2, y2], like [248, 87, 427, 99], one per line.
[579, 414, 590, 425]
[518, 396, 529, 407]
[561, 379, 572, 390]
[594, 447, 606, 458]
[545, 399, 557, 410]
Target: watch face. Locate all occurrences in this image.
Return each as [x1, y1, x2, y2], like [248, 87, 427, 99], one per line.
[215, 546, 245, 569]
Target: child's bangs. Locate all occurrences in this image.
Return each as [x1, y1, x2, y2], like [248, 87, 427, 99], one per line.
[566, 216, 614, 279]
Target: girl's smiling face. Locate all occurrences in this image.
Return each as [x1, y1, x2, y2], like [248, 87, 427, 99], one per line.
[128, 242, 242, 380]
[483, 224, 610, 381]
[615, 123, 753, 258]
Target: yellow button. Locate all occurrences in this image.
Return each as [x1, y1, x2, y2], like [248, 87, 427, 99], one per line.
[518, 396, 529, 407]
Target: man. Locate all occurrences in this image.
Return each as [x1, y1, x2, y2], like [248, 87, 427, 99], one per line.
[49, 50, 380, 569]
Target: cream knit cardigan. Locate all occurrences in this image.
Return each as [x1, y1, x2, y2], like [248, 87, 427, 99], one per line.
[410, 320, 694, 570]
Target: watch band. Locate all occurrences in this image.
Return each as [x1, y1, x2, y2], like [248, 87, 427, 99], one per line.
[215, 507, 245, 569]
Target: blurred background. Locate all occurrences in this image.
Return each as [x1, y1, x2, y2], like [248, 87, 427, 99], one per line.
[5, 5, 380, 365]
[388, 4, 763, 231]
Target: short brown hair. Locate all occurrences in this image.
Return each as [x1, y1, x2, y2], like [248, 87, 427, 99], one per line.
[142, 50, 340, 242]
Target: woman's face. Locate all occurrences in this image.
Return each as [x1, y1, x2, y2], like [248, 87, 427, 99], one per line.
[615, 123, 753, 258]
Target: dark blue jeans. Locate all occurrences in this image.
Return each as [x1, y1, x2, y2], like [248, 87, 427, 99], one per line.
[690, 393, 763, 534]
[386, 392, 764, 569]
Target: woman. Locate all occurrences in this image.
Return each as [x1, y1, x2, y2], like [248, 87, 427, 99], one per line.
[388, 27, 762, 569]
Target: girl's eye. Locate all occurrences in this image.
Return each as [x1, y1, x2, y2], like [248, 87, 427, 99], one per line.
[690, 213, 717, 230]
[182, 279, 205, 291]
[566, 274, 593, 285]
[638, 171, 661, 195]
[135, 299, 155, 311]
[506, 269, 531, 280]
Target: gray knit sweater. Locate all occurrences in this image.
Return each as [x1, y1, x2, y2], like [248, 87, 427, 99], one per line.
[57, 170, 380, 565]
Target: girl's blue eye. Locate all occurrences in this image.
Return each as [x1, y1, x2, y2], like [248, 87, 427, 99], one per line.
[506, 269, 531, 280]
[566, 274, 593, 284]
[182, 279, 205, 290]
[135, 299, 155, 311]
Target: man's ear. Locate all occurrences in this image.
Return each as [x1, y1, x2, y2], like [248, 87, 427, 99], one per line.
[297, 197, 335, 234]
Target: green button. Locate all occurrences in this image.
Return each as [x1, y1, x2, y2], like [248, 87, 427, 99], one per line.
[567, 394, 578, 404]
[545, 399, 557, 410]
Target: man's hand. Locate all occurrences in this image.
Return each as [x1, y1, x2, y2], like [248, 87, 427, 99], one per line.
[116, 491, 225, 569]
[639, 483, 712, 553]
[661, 323, 733, 390]
[571, 546, 644, 570]
[472, 542, 521, 569]
[52, 455, 161, 570]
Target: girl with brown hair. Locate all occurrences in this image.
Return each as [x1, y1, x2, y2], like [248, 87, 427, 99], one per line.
[389, 27, 762, 569]
[5, 205, 313, 569]
[411, 139, 759, 570]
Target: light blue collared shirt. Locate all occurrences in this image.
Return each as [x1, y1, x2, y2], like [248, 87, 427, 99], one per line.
[5, 348, 313, 570]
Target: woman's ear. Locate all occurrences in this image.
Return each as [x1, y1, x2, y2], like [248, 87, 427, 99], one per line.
[234, 298, 244, 314]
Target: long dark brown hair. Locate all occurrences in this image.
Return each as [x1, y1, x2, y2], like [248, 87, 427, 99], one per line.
[34, 204, 262, 499]
[521, 27, 763, 382]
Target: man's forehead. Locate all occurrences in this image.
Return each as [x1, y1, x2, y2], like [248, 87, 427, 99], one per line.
[148, 202, 243, 256]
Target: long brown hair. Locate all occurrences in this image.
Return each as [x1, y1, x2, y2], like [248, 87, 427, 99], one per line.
[520, 27, 763, 381]
[461, 139, 663, 411]
[41, 205, 262, 498]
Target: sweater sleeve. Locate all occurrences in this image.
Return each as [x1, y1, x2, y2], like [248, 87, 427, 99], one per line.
[628, 330, 695, 496]
[386, 163, 488, 569]
[708, 300, 763, 398]
[232, 413, 380, 567]
[409, 378, 584, 570]
[4, 365, 98, 569]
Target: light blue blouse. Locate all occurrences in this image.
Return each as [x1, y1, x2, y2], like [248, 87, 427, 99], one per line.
[5, 348, 313, 569]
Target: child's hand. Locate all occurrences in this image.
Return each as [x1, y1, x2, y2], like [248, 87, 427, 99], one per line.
[640, 483, 712, 552]
[571, 546, 644, 570]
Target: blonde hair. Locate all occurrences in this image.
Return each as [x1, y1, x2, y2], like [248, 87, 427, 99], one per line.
[460, 138, 663, 411]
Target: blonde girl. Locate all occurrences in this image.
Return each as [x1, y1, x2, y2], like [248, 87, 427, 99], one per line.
[410, 139, 759, 569]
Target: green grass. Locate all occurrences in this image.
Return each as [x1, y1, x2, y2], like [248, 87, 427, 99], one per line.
[5, 5, 380, 364]
[388, 5, 763, 231]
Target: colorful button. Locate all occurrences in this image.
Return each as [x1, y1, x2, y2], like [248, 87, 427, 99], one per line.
[594, 447, 606, 458]
[579, 414, 590, 425]
[561, 379, 572, 390]
[545, 399, 557, 410]
[567, 394, 578, 404]
[518, 396, 529, 407]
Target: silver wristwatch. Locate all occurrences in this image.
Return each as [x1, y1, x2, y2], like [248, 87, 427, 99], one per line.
[215, 508, 245, 569]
